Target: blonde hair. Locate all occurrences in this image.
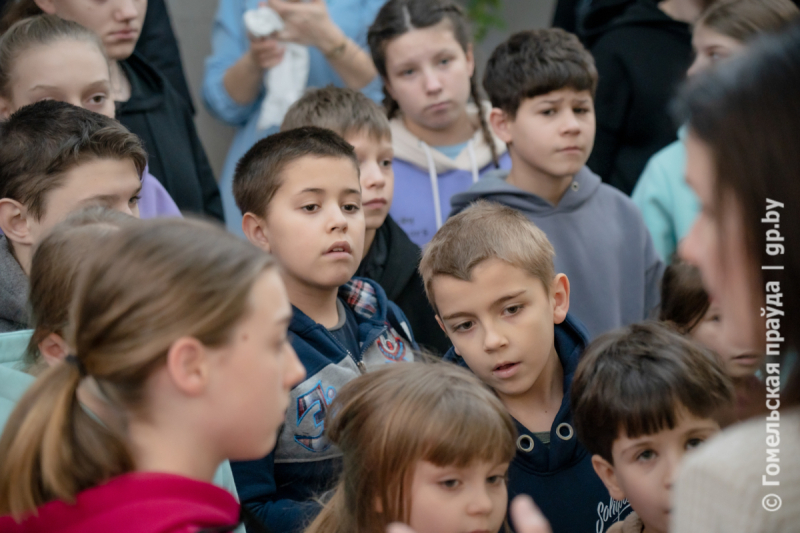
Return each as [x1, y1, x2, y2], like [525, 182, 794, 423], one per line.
[419, 200, 556, 311]
[697, 0, 799, 42]
[305, 362, 516, 533]
[0, 218, 277, 518]
[0, 14, 107, 97]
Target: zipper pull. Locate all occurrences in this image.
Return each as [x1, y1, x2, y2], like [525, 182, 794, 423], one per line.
[356, 361, 367, 374]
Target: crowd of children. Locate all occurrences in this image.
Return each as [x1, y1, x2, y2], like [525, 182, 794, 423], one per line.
[0, 0, 797, 532]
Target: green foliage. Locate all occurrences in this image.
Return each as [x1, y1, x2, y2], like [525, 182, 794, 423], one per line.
[466, 0, 506, 42]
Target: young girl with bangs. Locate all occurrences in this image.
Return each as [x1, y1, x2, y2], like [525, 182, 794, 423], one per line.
[305, 362, 516, 533]
[0, 14, 181, 219]
[0, 218, 305, 532]
[367, 0, 511, 247]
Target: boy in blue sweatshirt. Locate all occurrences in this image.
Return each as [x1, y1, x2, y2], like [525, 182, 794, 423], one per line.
[232, 126, 415, 532]
[571, 322, 733, 533]
[419, 201, 628, 533]
[451, 28, 663, 339]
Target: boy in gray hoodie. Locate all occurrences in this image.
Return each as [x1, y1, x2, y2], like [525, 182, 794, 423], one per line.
[451, 28, 663, 338]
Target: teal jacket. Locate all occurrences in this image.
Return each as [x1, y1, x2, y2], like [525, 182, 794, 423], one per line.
[0, 330, 241, 512]
[631, 130, 699, 263]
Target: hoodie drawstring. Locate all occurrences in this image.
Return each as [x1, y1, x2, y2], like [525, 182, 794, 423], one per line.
[420, 141, 443, 230]
[467, 140, 479, 184]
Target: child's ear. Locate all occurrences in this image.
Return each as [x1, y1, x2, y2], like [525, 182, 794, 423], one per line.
[489, 108, 513, 144]
[0, 198, 33, 247]
[165, 336, 210, 397]
[242, 212, 271, 253]
[591, 454, 626, 501]
[550, 274, 570, 325]
[465, 43, 475, 79]
[0, 96, 13, 120]
[38, 333, 70, 367]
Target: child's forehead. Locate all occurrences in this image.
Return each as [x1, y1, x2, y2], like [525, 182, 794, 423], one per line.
[431, 260, 549, 306]
[344, 130, 393, 153]
[278, 155, 361, 191]
[524, 87, 594, 105]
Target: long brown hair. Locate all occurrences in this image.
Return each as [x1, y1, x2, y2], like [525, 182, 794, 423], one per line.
[697, 0, 799, 43]
[25, 207, 134, 371]
[0, 218, 277, 518]
[367, 0, 499, 167]
[304, 362, 516, 533]
[675, 22, 800, 404]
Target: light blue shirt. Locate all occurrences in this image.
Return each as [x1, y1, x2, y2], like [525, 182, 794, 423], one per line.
[202, 0, 386, 236]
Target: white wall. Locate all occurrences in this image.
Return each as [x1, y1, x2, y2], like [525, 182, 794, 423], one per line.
[166, 0, 557, 178]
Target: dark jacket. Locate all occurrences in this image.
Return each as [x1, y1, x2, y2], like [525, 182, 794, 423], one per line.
[355, 215, 450, 355]
[232, 278, 416, 533]
[444, 314, 631, 533]
[117, 52, 223, 221]
[585, 0, 693, 195]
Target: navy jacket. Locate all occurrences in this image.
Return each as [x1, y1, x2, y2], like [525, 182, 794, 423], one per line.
[444, 314, 631, 533]
[232, 278, 416, 533]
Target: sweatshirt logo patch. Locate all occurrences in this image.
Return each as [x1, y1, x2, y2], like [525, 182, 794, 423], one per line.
[377, 330, 406, 361]
[294, 381, 337, 452]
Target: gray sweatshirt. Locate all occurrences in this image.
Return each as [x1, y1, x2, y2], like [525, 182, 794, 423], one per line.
[449, 166, 664, 338]
[0, 236, 29, 333]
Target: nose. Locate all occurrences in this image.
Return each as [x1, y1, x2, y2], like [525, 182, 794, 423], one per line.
[561, 109, 581, 135]
[285, 345, 306, 389]
[326, 203, 350, 233]
[466, 485, 494, 516]
[422, 67, 443, 94]
[361, 161, 386, 190]
[115, 0, 140, 22]
[483, 321, 508, 352]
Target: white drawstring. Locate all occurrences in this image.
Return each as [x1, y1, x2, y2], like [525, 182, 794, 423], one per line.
[421, 141, 443, 230]
[467, 140, 479, 184]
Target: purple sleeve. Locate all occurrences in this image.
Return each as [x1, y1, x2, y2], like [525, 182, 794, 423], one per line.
[138, 165, 183, 219]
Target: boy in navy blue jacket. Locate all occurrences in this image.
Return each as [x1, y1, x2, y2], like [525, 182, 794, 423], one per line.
[419, 200, 628, 533]
[232, 126, 415, 532]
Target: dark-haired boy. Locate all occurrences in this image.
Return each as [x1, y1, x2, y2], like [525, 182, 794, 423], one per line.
[451, 28, 663, 339]
[421, 200, 629, 533]
[232, 126, 415, 532]
[0, 100, 146, 333]
[281, 86, 448, 354]
[572, 321, 733, 533]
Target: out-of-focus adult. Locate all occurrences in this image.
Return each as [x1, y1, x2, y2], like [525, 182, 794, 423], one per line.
[674, 21, 800, 531]
[203, 0, 383, 236]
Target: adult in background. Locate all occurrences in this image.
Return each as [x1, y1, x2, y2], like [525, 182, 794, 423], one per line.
[203, 0, 383, 236]
[674, 22, 800, 531]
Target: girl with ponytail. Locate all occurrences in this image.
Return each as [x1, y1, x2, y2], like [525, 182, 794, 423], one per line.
[367, 0, 511, 247]
[0, 218, 305, 532]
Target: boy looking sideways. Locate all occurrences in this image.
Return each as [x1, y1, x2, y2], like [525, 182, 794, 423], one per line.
[281, 86, 448, 354]
[450, 28, 663, 339]
[0, 100, 145, 332]
[572, 322, 733, 533]
[232, 126, 415, 532]
[420, 200, 627, 532]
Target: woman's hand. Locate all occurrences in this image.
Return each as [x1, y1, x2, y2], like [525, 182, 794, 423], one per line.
[247, 36, 286, 70]
[268, 0, 342, 52]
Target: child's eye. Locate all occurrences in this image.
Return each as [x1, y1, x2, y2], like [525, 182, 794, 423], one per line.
[541, 109, 556, 116]
[686, 437, 705, 450]
[504, 304, 523, 316]
[381, 159, 393, 168]
[439, 479, 460, 490]
[574, 107, 590, 114]
[90, 93, 108, 104]
[301, 204, 320, 213]
[400, 68, 415, 77]
[636, 449, 655, 462]
[342, 203, 361, 213]
[487, 474, 506, 486]
[439, 57, 451, 66]
[453, 321, 474, 332]
[129, 195, 141, 206]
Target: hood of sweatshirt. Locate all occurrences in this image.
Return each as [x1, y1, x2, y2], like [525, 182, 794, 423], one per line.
[449, 165, 602, 218]
[0, 472, 240, 533]
[583, 0, 690, 46]
[0, 236, 29, 333]
[390, 102, 507, 175]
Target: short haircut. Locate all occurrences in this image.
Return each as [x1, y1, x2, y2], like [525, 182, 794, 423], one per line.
[26, 207, 134, 369]
[571, 322, 734, 464]
[419, 200, 555, 311]
[233, 126, 360, 218]
[0, 100, 147, 220]
[483, 28, 598, 119]
[659, 258, 711, 334]
[280, 86, 391, 141]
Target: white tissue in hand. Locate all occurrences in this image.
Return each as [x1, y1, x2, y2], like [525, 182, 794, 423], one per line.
[242, 6, 310, 131]
[243, 6, 283, 38]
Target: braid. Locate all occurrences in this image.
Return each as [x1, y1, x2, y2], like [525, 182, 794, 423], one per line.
[470, 76, 499, 168]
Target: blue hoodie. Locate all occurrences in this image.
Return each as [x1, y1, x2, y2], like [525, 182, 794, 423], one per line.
[450, 167, 663, 339]
[231, 278, 416, 533]
[444, 314, 631, 533]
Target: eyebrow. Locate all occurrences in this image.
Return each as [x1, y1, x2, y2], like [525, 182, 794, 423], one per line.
[440, 290, 526, 321]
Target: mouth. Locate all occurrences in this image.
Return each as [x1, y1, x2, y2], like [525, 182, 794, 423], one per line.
[325, 241, 352, 256]
[363, 198, 387, 209]
[492, 361, 520, 378]
[426, 101, 451, 112]
[558, 146, 583, 154]
[732, 354, 762, 366]
[110, 28, 139, 40]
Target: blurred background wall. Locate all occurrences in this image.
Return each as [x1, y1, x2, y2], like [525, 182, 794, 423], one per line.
[166, 0, 558, 177]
